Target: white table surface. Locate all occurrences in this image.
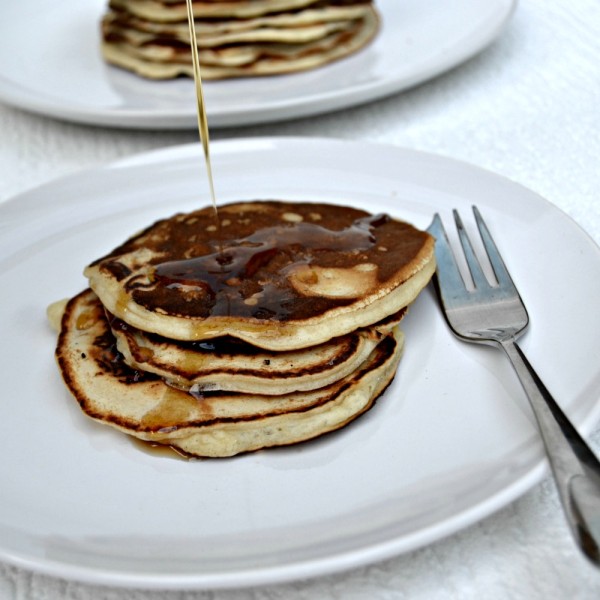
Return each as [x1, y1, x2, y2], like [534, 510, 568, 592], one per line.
[1, 1, 600, 598]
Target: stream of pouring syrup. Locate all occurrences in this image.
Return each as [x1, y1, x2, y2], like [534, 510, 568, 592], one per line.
[185, 0, 218, 217]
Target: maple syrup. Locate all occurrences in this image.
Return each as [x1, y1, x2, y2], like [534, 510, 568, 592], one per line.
[154, 213, 389, 318]
[130, 438, 196, 461]
[185, 0, 218, 220]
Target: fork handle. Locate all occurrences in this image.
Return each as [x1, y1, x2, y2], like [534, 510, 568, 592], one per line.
[501, 340, 600, 566]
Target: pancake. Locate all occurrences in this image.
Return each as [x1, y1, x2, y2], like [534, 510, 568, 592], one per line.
[56, 288, 403, 458]
[101, 21, 374, 77]
[109, 0, 341, 22]
[109, 300, 406, 394]
[101, 1, 379, 79]
[102, 16, 372, 75]
[103, 5, 371, 45]
[84, 200, 435, 351]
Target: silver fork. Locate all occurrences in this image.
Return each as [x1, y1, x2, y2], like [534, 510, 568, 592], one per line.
[427, 206, 600, 567]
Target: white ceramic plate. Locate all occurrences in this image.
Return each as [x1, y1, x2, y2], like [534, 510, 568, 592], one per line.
[1, 137, 599, 590]
[0, 0, 516, 129]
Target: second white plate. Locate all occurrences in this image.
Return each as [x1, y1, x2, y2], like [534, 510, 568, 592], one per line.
[0, 0, 516, 128]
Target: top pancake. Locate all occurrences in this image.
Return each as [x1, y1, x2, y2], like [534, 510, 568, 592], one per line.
[85, 200, 435, 350]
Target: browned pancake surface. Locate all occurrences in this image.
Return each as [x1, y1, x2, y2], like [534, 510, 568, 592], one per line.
[88, 200, 432, 322]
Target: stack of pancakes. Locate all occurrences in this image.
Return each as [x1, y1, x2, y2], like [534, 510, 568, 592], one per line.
[53, 201, 435, 458]
[101, 0, 380, 79]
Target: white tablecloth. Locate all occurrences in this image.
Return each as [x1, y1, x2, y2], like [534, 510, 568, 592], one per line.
[1, 1, 599, 598]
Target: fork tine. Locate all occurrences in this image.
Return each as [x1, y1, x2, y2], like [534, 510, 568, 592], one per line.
[453, 209, 490, 290]
[472, 206, 515, 289]
[427, 213, 468, 299]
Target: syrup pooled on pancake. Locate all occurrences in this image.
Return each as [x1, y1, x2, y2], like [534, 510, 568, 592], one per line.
[152, 210, 384, 316]
[84, 201, 435, 350]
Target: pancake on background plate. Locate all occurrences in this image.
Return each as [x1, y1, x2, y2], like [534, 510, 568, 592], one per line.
[101, 0, 380, 79]
[51, 200, 435, 458]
